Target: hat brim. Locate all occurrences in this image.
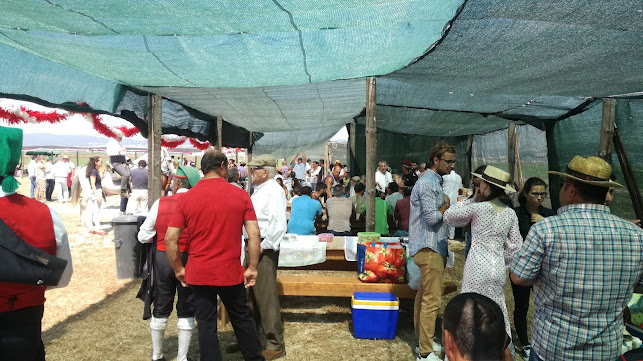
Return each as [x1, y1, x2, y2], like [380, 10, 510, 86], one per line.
[471, 172, 516, 193]
[548, 171, 624, 188]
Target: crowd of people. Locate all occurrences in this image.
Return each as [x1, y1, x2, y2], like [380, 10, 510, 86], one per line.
[3, 123, 643, 361]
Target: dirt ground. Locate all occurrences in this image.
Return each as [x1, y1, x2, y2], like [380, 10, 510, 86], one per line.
[14, 176, 531, 361]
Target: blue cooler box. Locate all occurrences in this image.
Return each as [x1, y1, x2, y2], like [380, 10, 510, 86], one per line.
[351, 292, 399, 339]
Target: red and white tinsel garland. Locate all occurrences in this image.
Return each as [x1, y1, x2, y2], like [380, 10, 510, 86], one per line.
[0, 103, 212, 150]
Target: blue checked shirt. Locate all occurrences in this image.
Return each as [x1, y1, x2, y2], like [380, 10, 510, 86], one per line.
[408, 169, 448, 257]
[511, 203, 643, 361]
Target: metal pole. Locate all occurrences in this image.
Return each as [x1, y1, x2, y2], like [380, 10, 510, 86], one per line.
[365, 78, 377, 232]
[147, 94, 163, 208]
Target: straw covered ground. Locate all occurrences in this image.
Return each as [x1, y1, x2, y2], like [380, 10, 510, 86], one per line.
[14, 177, 532, 361]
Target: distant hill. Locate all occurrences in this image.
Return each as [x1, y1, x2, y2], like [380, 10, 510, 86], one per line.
[23, 133, 149, 149]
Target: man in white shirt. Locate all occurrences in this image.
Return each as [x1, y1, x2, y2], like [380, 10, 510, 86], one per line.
[375, 161, 393, 193]
[106, 135, 130, 213]
[246, 154, 287, 360]
[289, 152, 307, 182]
[53, 155, 72, 203]
[308, 161, 321, 190]
[27, 155, 38, 199]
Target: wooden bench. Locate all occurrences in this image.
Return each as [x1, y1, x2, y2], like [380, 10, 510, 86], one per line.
[219, 275, 457, 326]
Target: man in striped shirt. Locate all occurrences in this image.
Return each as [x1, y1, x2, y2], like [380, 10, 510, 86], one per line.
[511, 156, 643, 361]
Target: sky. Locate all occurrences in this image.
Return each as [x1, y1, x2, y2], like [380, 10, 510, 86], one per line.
[0, 98, 349, 142]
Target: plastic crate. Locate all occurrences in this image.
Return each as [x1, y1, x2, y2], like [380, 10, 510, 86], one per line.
[351, 292, 399, 339]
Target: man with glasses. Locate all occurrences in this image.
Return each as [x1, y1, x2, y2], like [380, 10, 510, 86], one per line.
[511, 156, 643, 361]
[410, 141, 456, 361]
[245, 154, 287, 360]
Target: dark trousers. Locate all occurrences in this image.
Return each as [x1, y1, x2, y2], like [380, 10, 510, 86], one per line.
[510, 277, 531, 346]
[45, 179, 55, 201]
[112, 162, 130, 212]
[30, 176, 36, 199]
[0, 305, 45, 361]
[191, 284, 264, 361]
[247, 249, 285, 351]
[153, 250, 194, 318]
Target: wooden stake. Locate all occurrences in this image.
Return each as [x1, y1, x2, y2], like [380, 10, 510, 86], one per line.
[463, 135, 473, 187]
[599, 98, 616, 161]
[365, 78, 377, 232]
[507, 123, 517, 183]
[515, 131, 524, 188]
[247, 132, 253, 187]
[349, 123, 356, 173]
[216, 116, 223, 150]
[613, 127, 643, 226]
[147, 94, 162, 208]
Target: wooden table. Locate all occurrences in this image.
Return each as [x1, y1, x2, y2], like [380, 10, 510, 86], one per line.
[219, 236, 458, 327]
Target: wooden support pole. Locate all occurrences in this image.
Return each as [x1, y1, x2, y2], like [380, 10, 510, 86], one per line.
[76, 151, 79, 167]
[216, 116, 223, 150]
[599, 98, 616, 161]
[324, 142, 329, 174]
[463, 135, 473, 187]
[247, 132, 253, 187]
[365, 78, 377, 232]
[507, 123, 517, 183]
[349, 123, 356, 174]
[147, 94, 162, 208]
[613, 128, 643, 226]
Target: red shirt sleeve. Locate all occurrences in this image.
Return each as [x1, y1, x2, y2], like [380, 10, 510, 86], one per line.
[243, 194, 257, 221]
[168, 196, 187, 229]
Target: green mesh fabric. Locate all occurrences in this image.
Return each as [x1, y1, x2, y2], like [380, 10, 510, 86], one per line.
[548, 99, 643, 219]
[351, 124, 468, 178]
[0, 0, 463, 87]
[0, 0, 641, 161]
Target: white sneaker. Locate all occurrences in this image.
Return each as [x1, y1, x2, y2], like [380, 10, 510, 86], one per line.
[415, 342, 444, 357]
[416, 352, 441, 361]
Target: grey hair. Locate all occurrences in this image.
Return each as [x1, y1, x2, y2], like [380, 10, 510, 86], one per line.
[378, 161, 387, 166]
[227, 167, 239, 182]
[265, 166, 277, 178]
[332, 184, 345, 197]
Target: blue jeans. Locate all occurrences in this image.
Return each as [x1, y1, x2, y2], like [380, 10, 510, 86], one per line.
[30, 176, 36, 198]
[529, 349, 543, 361]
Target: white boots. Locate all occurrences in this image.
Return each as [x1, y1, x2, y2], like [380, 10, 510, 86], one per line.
[176, 317, 195, 361]
[150, 316, 195, 361]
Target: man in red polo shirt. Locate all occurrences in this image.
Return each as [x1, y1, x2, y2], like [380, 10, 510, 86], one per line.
[165, 149, 264, 361]
[0, 126, 73, 361]
[138, 164, 201, 361]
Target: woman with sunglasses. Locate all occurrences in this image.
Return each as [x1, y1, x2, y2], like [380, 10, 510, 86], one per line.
[511, 177, 555, 359]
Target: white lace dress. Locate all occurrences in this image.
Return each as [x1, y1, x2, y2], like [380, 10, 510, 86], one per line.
[444, 199, 523, 352]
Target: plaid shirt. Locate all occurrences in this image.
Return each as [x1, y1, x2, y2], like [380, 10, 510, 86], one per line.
[511, 203, 643, 361]
[408, 169, 448, 257]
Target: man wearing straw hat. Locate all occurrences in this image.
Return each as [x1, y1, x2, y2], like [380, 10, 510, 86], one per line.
[511, 156, 643, 361]
[0, 126, 73, 361]
[137, 164, 201, 361]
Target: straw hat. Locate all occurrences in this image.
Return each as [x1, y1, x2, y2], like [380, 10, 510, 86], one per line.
[471, 165, 516, 193]
[549, 156, 623, 188]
